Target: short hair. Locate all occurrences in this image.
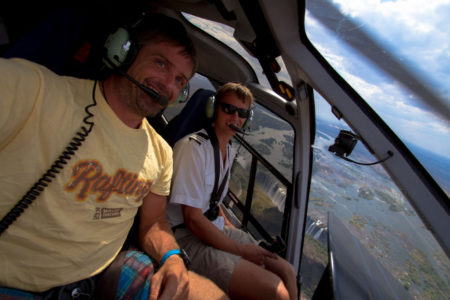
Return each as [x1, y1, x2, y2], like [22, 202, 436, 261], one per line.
[215, 82, 254, 108]
[134, 13, 197, 73]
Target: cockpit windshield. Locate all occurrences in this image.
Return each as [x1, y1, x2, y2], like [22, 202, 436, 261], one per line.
[305, 0, 450, 196]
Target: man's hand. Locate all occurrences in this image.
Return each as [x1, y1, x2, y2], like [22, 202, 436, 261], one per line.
[239, 244, 277, 266]
[138, 192, 190, 300]
[149, 255, 190, 300]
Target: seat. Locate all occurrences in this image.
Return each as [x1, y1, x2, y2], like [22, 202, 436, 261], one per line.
[162, 88, 215, 147]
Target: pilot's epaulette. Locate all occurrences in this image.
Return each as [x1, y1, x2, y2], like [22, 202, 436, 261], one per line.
[188, 132, 210, 145]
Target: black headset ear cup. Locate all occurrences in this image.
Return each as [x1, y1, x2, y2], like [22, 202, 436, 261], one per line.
[103, 26, 137, 70]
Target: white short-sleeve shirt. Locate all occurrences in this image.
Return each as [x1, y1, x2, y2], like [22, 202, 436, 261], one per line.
[166, 128, 235, 229]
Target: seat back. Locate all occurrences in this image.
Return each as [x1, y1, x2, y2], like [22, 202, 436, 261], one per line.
[163, 88, 215, 147]
[2, 8, 108, 79]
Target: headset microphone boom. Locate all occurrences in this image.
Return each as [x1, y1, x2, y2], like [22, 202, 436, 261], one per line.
[118, 69, 169, 107]
[229, 123, 246, 134]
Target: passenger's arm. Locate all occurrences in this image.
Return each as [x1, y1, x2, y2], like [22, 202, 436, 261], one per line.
[139, 191, 189, 300]
[219, 206, 235, 228]
[182, 205, 276, 265]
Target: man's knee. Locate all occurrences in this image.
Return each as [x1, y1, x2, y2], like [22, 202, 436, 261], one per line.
[275, 282, 290, 300]
[268, 257, 296, 283]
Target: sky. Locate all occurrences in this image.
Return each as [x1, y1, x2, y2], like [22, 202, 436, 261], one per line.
[306, 0, 450, 159]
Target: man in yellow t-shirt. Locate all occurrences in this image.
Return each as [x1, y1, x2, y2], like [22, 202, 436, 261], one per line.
[0, 13, 227, 300]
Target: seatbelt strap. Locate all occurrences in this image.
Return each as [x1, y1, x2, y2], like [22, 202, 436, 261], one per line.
[204, 126, 229, 220]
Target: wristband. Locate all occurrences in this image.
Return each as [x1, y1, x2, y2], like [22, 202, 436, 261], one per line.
[160, 249, 181, 266]
[160, 249, 191, 269]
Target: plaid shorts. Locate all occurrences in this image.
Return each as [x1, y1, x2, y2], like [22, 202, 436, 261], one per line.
[114, 251, 154, 299]
[0, 250, 155, 300]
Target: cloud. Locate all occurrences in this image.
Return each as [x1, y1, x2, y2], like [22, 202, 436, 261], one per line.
[332, 0, 450, 98]
[334, 0, 449, 31]
[341, 69, 450, 156]
[306, 0, 450, 159]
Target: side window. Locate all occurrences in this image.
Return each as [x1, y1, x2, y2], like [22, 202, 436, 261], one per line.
[226, 145, 251, 223]
[227, 102, 294, 242]
[300, 92, 450, 299]
[247, 162, 286, 239]
[244, 104, 294, 180]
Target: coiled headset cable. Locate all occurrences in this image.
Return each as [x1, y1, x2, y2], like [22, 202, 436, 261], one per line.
[0, 81, 99, 236]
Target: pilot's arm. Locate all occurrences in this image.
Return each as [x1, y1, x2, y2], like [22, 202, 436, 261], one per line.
[182, 204, 275, 266]
[219, 206, 235, 228]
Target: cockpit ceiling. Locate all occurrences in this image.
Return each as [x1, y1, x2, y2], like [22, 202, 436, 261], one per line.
[150, 0, 261, 85]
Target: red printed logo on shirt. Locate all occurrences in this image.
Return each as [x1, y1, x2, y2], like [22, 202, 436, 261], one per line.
[65, 160, 153, 202]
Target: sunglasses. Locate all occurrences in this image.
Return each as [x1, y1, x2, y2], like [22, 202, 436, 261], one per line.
[218, 102, 250, 119]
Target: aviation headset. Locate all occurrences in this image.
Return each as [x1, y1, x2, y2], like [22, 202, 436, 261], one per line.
[102, 13, 190, 105]
[205, 94, 254, 131]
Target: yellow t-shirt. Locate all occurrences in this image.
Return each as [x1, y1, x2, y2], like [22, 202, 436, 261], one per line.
[0, 58, 173, 291]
